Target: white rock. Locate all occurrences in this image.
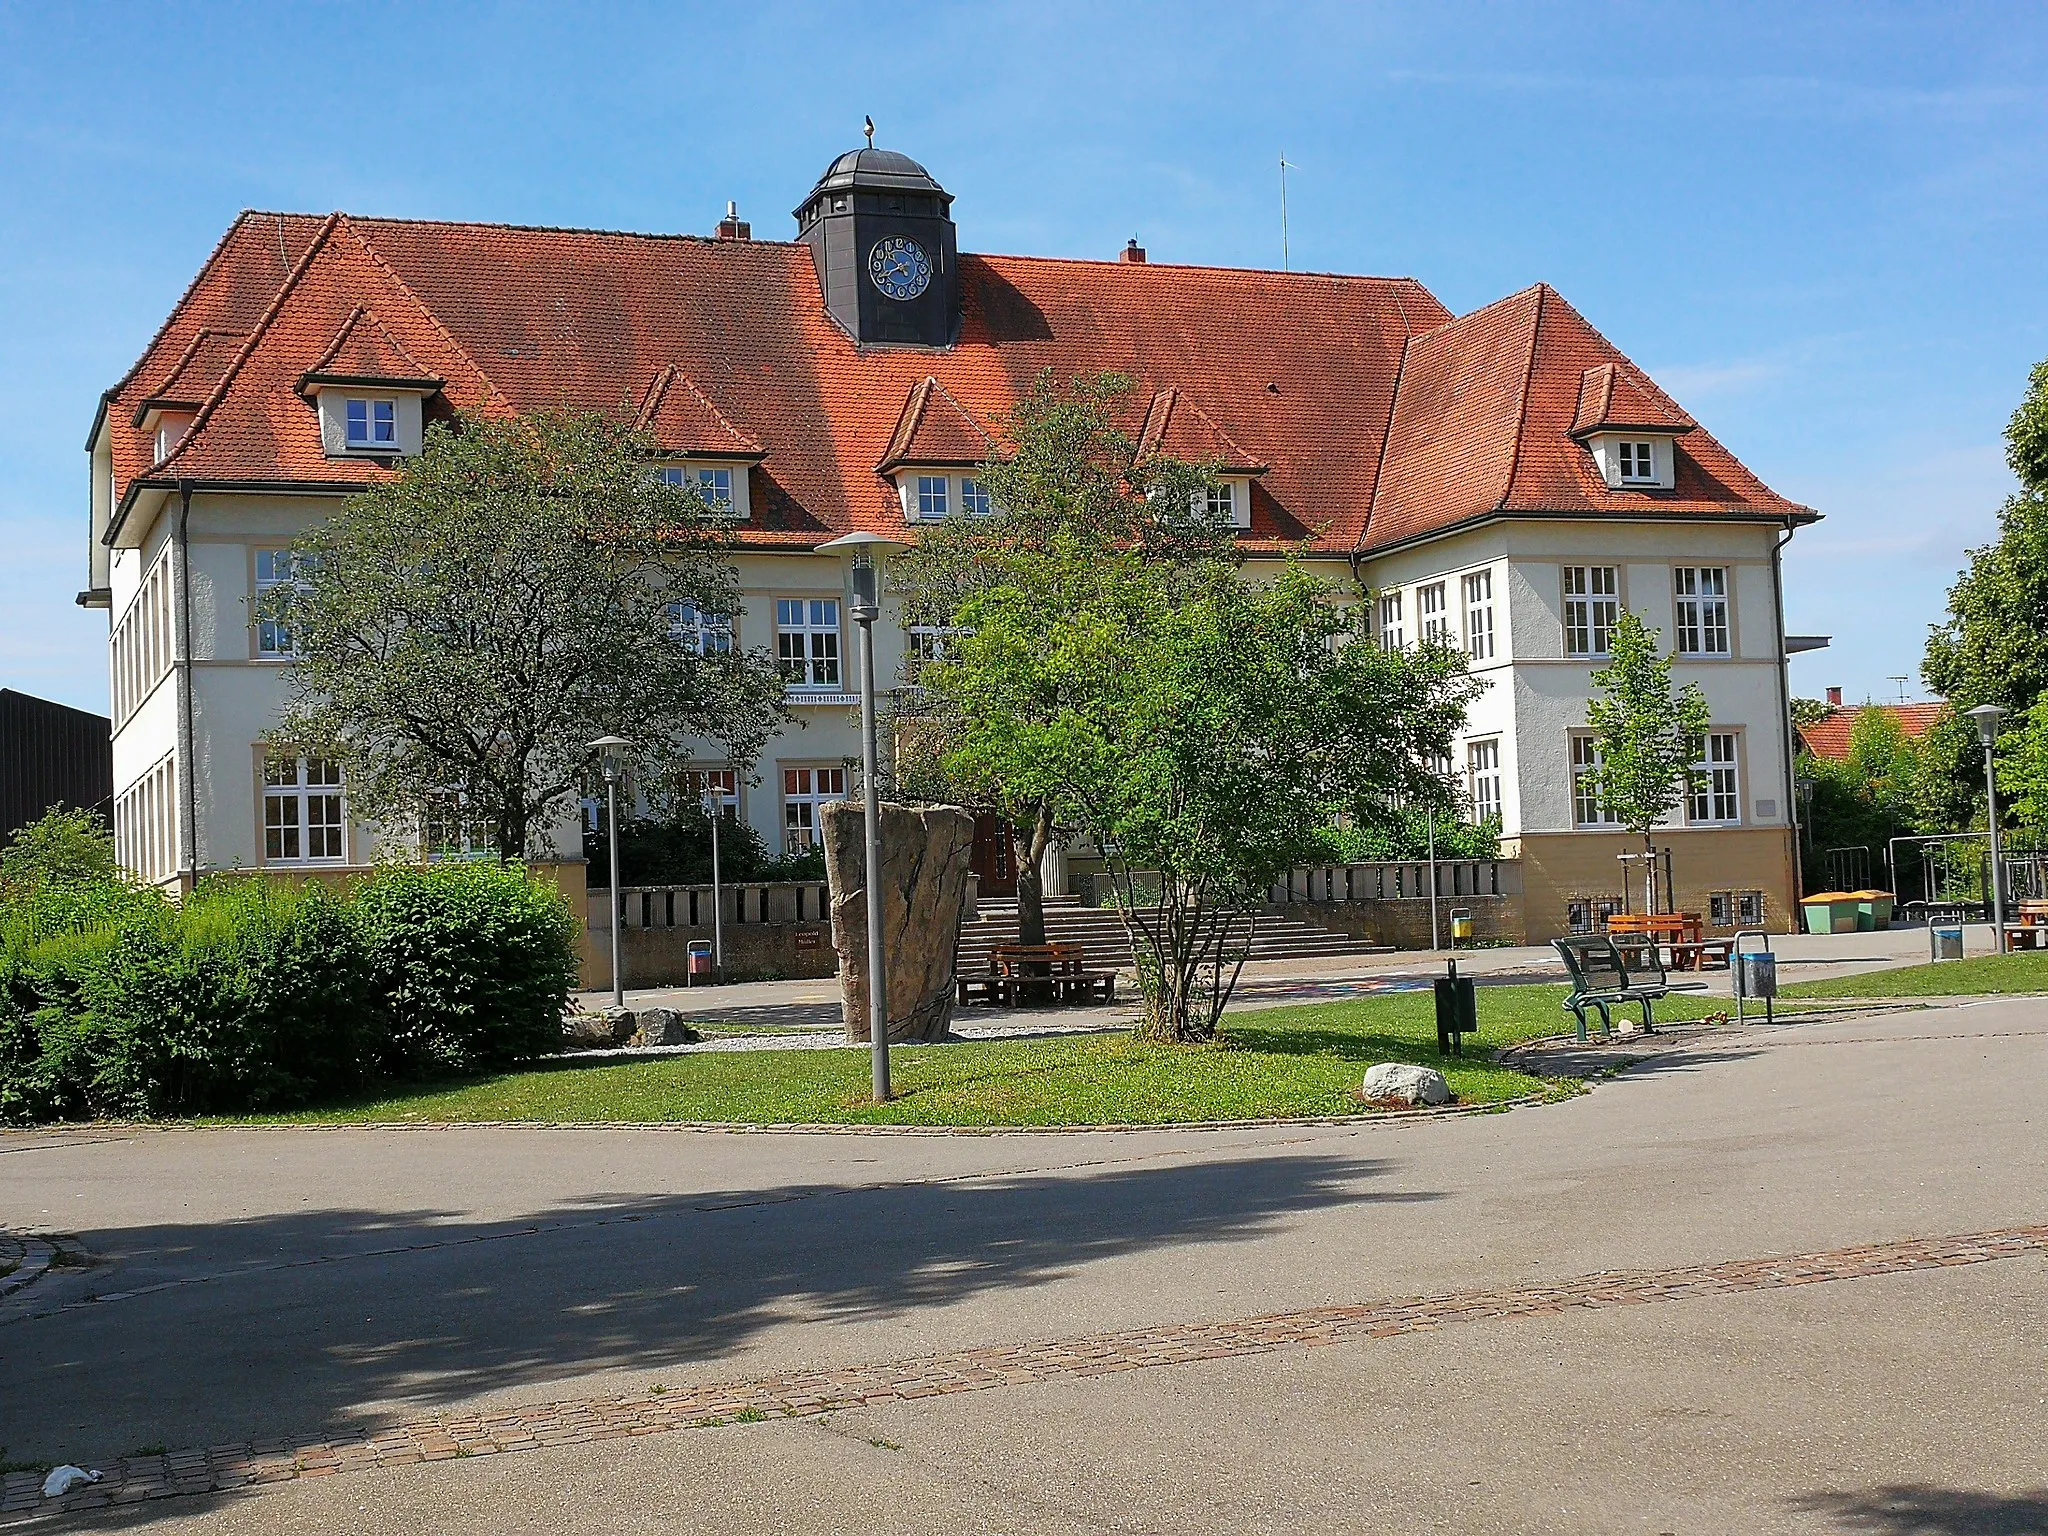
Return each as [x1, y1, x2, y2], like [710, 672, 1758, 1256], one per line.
[1362, 1062, 1453, 1106]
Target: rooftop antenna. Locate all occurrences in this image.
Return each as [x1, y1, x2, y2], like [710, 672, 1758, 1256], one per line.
[864, 115, 875, 148]
[1889, 674, 1909, 703]
[1279, 154, 1298, 272]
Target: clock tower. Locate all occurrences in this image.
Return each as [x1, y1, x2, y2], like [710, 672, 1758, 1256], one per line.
[794, 143, 959, 349]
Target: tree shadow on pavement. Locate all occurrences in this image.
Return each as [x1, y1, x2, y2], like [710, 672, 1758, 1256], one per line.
[3, 1151, 1430, 1468]
[1785, 1484, 2048, 1534]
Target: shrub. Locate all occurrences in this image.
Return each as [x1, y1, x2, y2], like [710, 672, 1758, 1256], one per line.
[0, 807, 118, 898]
[351, 862, 580, 1076]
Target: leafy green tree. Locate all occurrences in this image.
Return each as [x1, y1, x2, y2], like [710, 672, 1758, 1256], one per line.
[1797, 707, 1925, 892]
[1921, 357, 2048, 828]
[890, 371, 1224, 948]
[0, 806, 118, 898]
[1585, 611, 1711, 900]
[934, 558, 1477, 1042]
[275, 410, 785, 860]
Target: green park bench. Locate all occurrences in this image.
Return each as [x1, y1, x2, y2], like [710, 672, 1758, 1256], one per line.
[1551, 935, 1708, 1043]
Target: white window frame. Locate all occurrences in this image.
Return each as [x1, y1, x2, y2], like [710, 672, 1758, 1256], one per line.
[1673, 566, 1731, 657]
[344, 397, 397, 449]
[1467, 738, 1501, 825]
[423, 787, 495, 862]
[781, 765, 848, 853]
[1462, 569, 1495, 662]
[682, 766, 740, 815]
[905, 624, 968, 683]
[1418, 581, 1451, 646]
[1563, 566, 1618, 658]
[1688, 731, 1742, 825]
[1377, 590, 1404, 651]
[915, 474, 950, 521]
[263, 754, 346, 865]
[960, 476, 993, 517]
[254, 548, 306, 660]
[777, 598, 842, 689]
[1570, 734, 1618, 827]
[668, 600, 734, 655]
[1617, 439, 1656, 484]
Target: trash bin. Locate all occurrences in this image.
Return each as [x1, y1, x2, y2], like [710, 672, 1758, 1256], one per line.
[1800, 892, 1861, 935]
[1736, 951, 1777, 1000]
[686, 940, 714, 985]
[1847, 890, 1895, 931]
[1931, 925, 1964, 962]
[1449, 908, 1474, 944]
[1434, 960, 1477, 1056]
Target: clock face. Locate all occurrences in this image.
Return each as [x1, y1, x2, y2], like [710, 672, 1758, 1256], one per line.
[868, 236, 933, 301]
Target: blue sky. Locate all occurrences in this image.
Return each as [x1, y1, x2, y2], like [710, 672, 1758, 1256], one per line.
[2, 1, 2042, 714]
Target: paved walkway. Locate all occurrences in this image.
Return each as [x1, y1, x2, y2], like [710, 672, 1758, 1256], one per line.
[2, 992, 2044, 1530]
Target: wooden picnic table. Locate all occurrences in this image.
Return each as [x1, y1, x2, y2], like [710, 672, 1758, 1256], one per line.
[957, 943, 1118, 1007]
[1603, 911, 1734, 972]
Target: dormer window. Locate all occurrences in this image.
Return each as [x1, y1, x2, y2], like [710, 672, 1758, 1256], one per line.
[654, 461, 749, 519]
[960, 476, 992, 517]
[345, 398, 397, 449]
[916, 474, 949, 520]
[896, 471, 994, 523]
[1617, 441, 1653, 483]
[1587, 433, 1675, 490]
[1188, 479, 1253, 530]
[154, 411, 196, 464]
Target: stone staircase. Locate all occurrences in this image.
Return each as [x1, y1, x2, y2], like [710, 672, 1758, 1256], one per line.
[957, 895, 1389, 974]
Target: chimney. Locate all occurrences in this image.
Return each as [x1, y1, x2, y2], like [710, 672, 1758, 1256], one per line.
[716, 200, 751, 241]
[1120, 238, 1146, 264]
[1826, 686, 1843, 706]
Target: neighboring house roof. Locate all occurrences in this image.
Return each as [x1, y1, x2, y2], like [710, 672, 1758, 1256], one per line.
[1798, 703, 1946, 762]
[97, 214, 1811, 555]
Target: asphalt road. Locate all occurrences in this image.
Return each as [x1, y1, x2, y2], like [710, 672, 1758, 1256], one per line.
[3, 996, 2045, 1533]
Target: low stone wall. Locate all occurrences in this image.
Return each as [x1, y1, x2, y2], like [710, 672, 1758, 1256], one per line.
[588, 882, 837, 987]
[1265, 894, 1523, 949]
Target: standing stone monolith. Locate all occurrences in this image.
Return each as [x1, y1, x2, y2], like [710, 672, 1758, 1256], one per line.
[822, 801, 976, 1043]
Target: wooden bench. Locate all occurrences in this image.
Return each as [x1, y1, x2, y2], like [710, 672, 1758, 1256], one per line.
[957, 943, 1118, 1007]
[1605, 912, 1733, 972]
[2000, 899, 2048, 951]
[1553, 934, 1707, 1042]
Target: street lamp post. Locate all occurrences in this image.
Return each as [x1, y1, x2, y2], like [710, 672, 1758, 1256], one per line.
[1966, 704, 2008, 936]
[705, 785, 725, 975]
[589, 735, 633, 1011]
[820, 530, 900, 1103]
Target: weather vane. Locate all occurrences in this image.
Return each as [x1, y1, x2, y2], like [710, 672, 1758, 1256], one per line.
[864, 115, 875, 148]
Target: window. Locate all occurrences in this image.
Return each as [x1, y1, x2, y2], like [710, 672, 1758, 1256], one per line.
[1708, 890, 1766, 927]
[1206, 484, 1235, 525]
[777, 598, 841, 688]
[668, 601, 734, 655]
[115, 754, 177, 884]
[1567, 895, 1625, 934]
[112, 555, 176, 726]
[1467, 739, 1501, 824]
[682, 767, 739, 814]
[1689, 732, 1741, 824]
[905, 625, 966, 682]
[1674, 566, 1731, 656]
[694, 466, 734, 511]
[916, 475, 949, 521]
[1563, 566, 1618, 657]
[1617, 440, 1655, 483]
[254, 549, 305, 659]
[656, 466, 687, 487]
[1571, 735, 1617, 827]
[782, 766, 847, 852]
[423, 788, 493, 861]
[1738, 890, 1764, 925]
[263, 755, 345, 863]
[1462, 570, 1495, 661]
[1377, 590, 1404, 651]
[960, 477, 992, 517]
[1418, 582, 1450, 645]
[344, 398, 396, 449]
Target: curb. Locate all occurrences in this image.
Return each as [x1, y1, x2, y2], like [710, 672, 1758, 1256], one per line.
[0, 1234, 55, 1299]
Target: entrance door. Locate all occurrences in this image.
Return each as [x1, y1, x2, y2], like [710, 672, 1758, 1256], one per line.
[971, 813, 1017, 897]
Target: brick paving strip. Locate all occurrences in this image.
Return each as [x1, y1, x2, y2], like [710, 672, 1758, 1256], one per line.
[5, 1223, 2044, 1524]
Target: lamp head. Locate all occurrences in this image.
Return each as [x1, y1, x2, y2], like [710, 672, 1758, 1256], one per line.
[1965, 703, 2008, 745]
[819, 530, 900, 619]
[588, 734, 632, 782]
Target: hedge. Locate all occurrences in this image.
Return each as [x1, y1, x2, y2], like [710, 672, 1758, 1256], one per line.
[0, 863, 580, 1123]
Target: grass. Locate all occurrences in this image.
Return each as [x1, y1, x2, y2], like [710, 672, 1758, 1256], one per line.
[1784, 950, 2048, 999]
[228, 983, 1727, 1130]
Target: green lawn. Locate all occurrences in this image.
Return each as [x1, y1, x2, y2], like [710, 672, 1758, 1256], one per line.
[1784, 950, 2048, 999]
[237, 983, 1726, 1129]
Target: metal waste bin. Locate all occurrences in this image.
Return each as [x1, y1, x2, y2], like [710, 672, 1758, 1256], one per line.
[1434, 959, 1477, 1056]
[1736, 952, 1777, 1000]
[686, 939, 714, 985]
[1449, 907, 1474, 944]
[1931, 925, 1964, 962]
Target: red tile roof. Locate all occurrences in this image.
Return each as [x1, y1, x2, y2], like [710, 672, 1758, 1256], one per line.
[878, 376, 995, 471]
[1570, 360, 1695, 438]
[1135, 389, 1268, 475]
[636, 364, 767, 459]
[99, 215, 1811, 555]
[135, 329, 247, 419]
[300, 306, 441, 390]
[1798, 703, 1946, 762]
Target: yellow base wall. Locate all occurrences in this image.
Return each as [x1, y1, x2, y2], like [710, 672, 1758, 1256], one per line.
[1511, 828, 1800, 944]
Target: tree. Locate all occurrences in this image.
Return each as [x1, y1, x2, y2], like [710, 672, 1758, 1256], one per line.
[1798, 707, 1925, 892]
[1585, 610, 1711, 902]
[1921, 355, 2048, 829]
[0, 806, 118, 898]
[934, 558, 1477, 1043]
[275, 410, 785, 860]
[889, 371, 1225, 948]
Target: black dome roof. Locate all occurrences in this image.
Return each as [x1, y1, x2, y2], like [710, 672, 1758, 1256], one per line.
[802, 147, 951, 203]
